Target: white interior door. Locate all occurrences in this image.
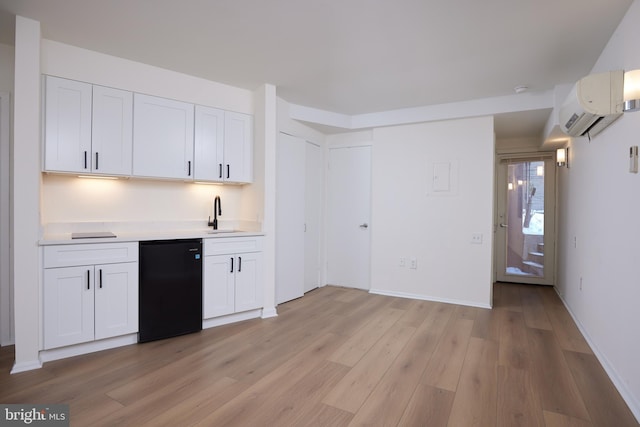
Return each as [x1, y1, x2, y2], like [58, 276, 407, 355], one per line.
[495, 156, 556, 285]
[327, 146, 371, 290]
[276, 133, 305, 303]
[304, 142, 322, 293]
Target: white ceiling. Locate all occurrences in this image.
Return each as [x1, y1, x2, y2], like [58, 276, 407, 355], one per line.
[0, 0, 634, 138]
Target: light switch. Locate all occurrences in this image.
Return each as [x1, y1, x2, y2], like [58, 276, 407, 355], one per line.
[630, 146, 638, 173]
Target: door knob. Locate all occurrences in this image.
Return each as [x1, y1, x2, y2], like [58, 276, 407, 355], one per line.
[499, 223, 508, 228]
[359, 223, 369, 229]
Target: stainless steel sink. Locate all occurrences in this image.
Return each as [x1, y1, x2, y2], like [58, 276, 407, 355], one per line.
[206, 229, 237, 234]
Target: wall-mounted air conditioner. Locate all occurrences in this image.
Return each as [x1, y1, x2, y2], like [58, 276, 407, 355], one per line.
[559, 70, 623, 137]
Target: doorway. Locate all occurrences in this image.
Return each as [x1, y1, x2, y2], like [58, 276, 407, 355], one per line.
[495, 155, 556, 285]
[326, 145, 371, 289]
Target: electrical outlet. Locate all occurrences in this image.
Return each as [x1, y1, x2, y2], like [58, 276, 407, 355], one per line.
[410, 257, 417, 269]
[399, 257, 406, 267]
[471, 233, 483, 244]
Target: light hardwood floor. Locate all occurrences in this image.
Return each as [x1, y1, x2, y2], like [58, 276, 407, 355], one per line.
[0, 283, 637, 426]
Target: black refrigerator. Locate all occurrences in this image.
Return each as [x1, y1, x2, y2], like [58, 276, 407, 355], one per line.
[138, 239, 203, 343]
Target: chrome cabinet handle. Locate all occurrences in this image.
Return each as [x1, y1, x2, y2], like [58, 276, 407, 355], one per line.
[499, 223, 508, 228]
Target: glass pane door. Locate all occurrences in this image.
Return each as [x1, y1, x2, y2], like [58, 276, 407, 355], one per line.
[495, 157, 555, 285]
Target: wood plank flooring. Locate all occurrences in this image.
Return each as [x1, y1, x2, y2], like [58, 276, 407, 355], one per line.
[0, 283, 637, 426]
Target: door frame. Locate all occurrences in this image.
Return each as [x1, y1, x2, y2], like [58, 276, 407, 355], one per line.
[494, 152, 556, 286]
[0, 91, 12, 345]
[304, 140, 322, 293]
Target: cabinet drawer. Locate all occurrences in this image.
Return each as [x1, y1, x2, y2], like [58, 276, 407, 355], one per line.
[43, 242, 138, 268]
[204, 237, 263, 256]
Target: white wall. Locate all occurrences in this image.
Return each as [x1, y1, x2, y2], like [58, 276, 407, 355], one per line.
[556, 0, 640, 418]
[42, 175, 243, 224]
[41, 40, 253, 114]
[370, 117, 495, 307]
[12, 16, 42, 372]
[277, 98, 326, 146]
[253, 84, 277, 318]
[0, 43, 15, 93]
[0, 44, 15, 346]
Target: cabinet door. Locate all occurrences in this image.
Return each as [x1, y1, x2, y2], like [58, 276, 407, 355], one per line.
[224, 112, 253, 183]
[203, 255, 235, 318]
[133, 93, 194, 179]
[234, 252, 263, 313]
[92, 85, 133, 176]
[43, 266, 94, 349]
[94, 262, 138, 340]
[194, 105, 225, 181]
[44, 76, 92, 173]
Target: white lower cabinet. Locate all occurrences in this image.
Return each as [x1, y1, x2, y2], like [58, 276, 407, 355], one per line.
[43, 243, 138, 350]
[203, 237, 263, 319]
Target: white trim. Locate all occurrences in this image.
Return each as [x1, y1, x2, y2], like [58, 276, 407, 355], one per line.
[290, 90, 554, 132]
[0, 91, 12, 346]
[39, 334, 138, 364]
[11, 359, 43, 374]
[202, 309, 263, 329]
[555, 288, 640, 423]
[369, 288, 492, 309]
[261, 307, 278, 319]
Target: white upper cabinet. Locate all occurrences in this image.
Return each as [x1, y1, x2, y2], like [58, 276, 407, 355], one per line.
[133, 93, 195, 180]
[43, 76, 251, 183]
[44, 76, 93, 173]
[224, 111, 253, 183]
[91, 85, 133, 176]
[194, 107, 253, 184]
[194, 105, 225, 181]
[44, 76, 133, 176]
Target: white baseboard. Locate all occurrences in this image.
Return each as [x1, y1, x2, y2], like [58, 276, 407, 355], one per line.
[261, 307, 278, 319]
[202, 309, 262, 329]
[39, 334, 138, 364]
[554, 288, 640, 423]
[368, 288, 492, 309]
[11, 359, 43, 374]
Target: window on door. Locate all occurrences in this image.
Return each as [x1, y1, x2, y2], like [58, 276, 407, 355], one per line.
[496, 155, 555, 286]
[505, 161, 545, 277]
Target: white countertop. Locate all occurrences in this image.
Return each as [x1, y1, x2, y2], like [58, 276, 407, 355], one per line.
[39, 221, 264, 245]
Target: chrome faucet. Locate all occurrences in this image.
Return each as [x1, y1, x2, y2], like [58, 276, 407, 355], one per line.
[208, 196, 222, 230]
